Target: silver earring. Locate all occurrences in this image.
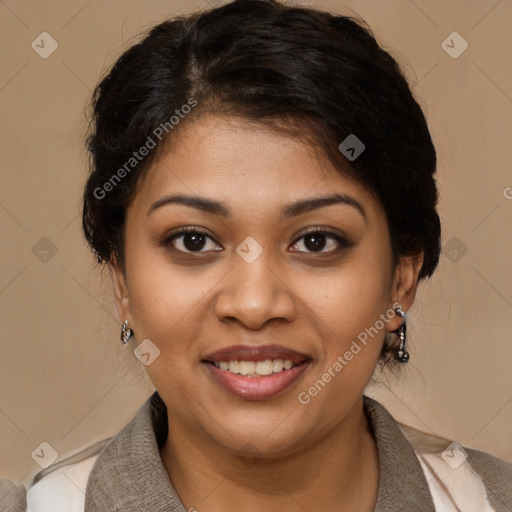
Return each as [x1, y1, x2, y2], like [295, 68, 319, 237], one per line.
[120, 320, 133, 345]
[394, 307, 409, 363]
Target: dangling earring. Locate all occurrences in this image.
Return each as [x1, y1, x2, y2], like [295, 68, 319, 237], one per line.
[394, 307, 409, 363]
[120, 320, 133, 345]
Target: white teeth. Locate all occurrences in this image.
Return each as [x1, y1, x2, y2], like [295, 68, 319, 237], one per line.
[283, 360, 293, 370]
[255, 360, 273, 375]
[272, 359, 284, 372]
[214, 359, 297, 376]
[239, 361, 256, 375]
[228, 361, 240, 374]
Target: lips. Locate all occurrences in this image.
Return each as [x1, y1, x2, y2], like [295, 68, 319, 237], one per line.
[204, 344, 310, 364]
[202, 344, 312, 400]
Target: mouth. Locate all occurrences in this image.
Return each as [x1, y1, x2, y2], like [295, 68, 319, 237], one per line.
[202, 344, 312, 400]
[208, 358, 299, 377]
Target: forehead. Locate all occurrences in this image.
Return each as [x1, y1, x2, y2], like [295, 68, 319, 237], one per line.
[131, 115, 381, 220]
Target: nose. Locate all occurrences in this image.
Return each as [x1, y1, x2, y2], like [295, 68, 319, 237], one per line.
[214, 252, 297, 330]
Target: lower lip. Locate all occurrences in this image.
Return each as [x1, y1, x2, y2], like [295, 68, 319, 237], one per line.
[204, 362, 311, 400]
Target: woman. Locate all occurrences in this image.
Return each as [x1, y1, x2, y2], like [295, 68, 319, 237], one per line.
[5, 0, 510, 511]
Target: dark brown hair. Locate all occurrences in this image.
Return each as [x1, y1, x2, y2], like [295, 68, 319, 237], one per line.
[82, 0, 441, 367]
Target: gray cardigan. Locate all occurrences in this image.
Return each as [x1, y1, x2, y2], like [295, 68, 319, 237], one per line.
[2, 392, 511, 511]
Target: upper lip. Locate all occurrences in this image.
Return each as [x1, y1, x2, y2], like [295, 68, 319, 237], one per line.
[203, 344, 311, 364]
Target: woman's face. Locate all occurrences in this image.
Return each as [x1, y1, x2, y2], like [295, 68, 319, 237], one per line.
[112, 115, 417, 457]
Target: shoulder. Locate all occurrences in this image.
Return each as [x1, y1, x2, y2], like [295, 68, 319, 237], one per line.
[24, 440, 108, 512]
[398, 422, 512, 512]
[0, 478, 27, 512]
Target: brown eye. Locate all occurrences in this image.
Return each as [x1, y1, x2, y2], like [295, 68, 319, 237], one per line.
[290, 228, 352, 254]
[164, 227, 221, 253]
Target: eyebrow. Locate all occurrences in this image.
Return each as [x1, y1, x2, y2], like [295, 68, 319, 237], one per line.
[147, 193, 367, 222]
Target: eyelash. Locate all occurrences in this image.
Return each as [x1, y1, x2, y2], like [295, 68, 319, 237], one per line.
[162, 226, 352, 255]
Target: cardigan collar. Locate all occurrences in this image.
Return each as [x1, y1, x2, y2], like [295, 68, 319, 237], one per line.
[84, 391, 436, 511]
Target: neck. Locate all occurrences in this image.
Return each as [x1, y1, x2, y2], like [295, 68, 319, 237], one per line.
[160, 396, 379, 512]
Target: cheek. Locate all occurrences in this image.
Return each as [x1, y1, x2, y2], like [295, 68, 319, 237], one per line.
[295, 265, 390, 418]
[123, 228, 212, 343]
[306, 246, 393, 344]
[127, 262, 213, 343]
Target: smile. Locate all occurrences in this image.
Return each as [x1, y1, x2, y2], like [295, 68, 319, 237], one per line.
[202, 344, 312, 400]
[213, 359, 296, 377]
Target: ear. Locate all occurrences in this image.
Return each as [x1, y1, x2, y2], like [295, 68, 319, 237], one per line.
[109, 263, 132, 325]
[386, 251, 424, 332]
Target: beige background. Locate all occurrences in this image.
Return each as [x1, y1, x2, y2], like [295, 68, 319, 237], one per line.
[1, 0, 511, 488]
